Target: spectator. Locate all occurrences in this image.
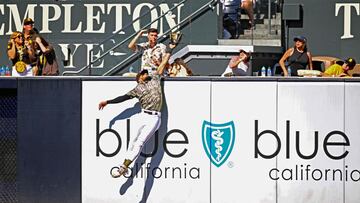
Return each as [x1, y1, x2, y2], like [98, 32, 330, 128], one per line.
[222, 0, 240, 39]
[168, 58, 193, 77]
[221, 49, 250, 77]
[128, 28, 166, 75]
[322, 58, 356, 77]
[33, 36, 59, 76]
[7, 31, 36, 76]
[279, 36, 313, 76]
[241, 0, 255, 28]
[22, 18, 38, 68]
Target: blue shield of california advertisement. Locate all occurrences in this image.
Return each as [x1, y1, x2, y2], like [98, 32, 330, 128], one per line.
[202, 121, 235, 167]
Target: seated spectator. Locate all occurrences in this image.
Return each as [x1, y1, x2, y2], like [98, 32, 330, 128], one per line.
[322, 58, 356, 77]
[7, 31, 36, 76]
[279, 36, 313, 76]
[221, 49, 250, 77]
[168, 58, 193, 77]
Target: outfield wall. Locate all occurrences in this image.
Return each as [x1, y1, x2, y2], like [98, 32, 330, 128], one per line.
[1, 77, 360, 203]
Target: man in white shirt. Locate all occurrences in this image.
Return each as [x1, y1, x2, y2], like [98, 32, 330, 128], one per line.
[128, 28, 166, 75]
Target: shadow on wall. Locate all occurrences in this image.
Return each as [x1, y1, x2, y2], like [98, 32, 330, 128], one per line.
[109, 81, 168, 203]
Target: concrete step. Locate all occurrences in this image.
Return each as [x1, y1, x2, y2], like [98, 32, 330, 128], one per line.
[254, 24, 281, 30]
[239, 32, 281, 38]
[238, 34, 281, 40]
[263, 18, 281, 25]
[240, 12, 282, 20]
[244, 29, 280, 36]
[218, 39, 281, 46]
[239, 17, 281, 26]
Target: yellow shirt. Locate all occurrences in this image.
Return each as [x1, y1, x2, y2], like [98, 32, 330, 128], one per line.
[324, 64, 344, 76]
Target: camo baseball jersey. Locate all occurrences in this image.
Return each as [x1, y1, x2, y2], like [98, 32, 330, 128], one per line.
[126, 74, 163, 112]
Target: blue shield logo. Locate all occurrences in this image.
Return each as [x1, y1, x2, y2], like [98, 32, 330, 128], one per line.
[202, 121, 235, 167]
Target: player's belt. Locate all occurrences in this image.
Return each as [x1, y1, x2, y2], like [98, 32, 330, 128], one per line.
[143, 110, 160, 115]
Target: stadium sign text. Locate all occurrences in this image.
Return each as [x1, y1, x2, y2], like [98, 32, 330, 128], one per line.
[335, 3, 360, 39]
[0, 3, 183, 35]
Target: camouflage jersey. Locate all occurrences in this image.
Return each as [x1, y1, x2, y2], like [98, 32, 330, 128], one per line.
[126, 75, 163, 112]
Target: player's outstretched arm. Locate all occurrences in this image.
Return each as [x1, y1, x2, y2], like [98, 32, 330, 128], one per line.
[157, 44, 176, 75]
[98, 94, 132, 110]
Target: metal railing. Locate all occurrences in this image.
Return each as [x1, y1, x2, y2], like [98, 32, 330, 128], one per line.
[103, 0, 218, 76]
[63, 0, 196, 76]
[62, 0, 177, 75]
[63, 0, 218, 76]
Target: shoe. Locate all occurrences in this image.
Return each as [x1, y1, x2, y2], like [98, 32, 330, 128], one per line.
[110, 166, 128, 178]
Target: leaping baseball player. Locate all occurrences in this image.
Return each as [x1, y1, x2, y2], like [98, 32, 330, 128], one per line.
[98, 42, 177, 178]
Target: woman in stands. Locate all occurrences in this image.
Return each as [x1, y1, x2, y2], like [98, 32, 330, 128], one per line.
[221, 49, 250, 77]
[279, 35, 313, 76]
[33, 35, 59, 76]
[7, 31, 36, 76]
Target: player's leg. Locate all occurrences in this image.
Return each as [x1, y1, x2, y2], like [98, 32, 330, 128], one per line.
[111, 114, 161, 178]
[126, 114, 161, 162]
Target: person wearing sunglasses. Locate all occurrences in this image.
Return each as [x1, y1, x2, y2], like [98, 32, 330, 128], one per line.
[7, 31, 36, 76]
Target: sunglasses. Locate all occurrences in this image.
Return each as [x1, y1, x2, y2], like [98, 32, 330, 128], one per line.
[13, 35, 23, 39]
[24, 22, 34, 26]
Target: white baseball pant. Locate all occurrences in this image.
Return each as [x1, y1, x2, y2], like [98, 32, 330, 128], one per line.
[125, 110, 161, 162]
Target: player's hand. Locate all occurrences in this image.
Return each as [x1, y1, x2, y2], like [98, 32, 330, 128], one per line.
[98, 101, 107, 110]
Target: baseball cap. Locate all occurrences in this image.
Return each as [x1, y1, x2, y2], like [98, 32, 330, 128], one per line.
[23, 18, 34, 25]
[293, 35, 307, 43]
[344, 57, 356, 68]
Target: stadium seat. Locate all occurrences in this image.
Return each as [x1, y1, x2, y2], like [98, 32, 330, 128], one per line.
[312, 56, 341, 71]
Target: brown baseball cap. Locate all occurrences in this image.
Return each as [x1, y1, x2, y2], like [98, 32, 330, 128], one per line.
[23, 18, 34, 25]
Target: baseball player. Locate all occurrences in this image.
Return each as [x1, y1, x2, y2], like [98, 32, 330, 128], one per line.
[98, 43, 176, 178]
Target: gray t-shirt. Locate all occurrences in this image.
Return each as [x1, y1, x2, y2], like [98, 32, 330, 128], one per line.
[126, 75, 163, 112]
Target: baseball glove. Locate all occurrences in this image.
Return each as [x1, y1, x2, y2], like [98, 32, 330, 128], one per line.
[170, 32, 183, 45]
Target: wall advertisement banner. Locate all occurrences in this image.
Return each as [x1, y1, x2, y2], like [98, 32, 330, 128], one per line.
[82, 80, 360, 203]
